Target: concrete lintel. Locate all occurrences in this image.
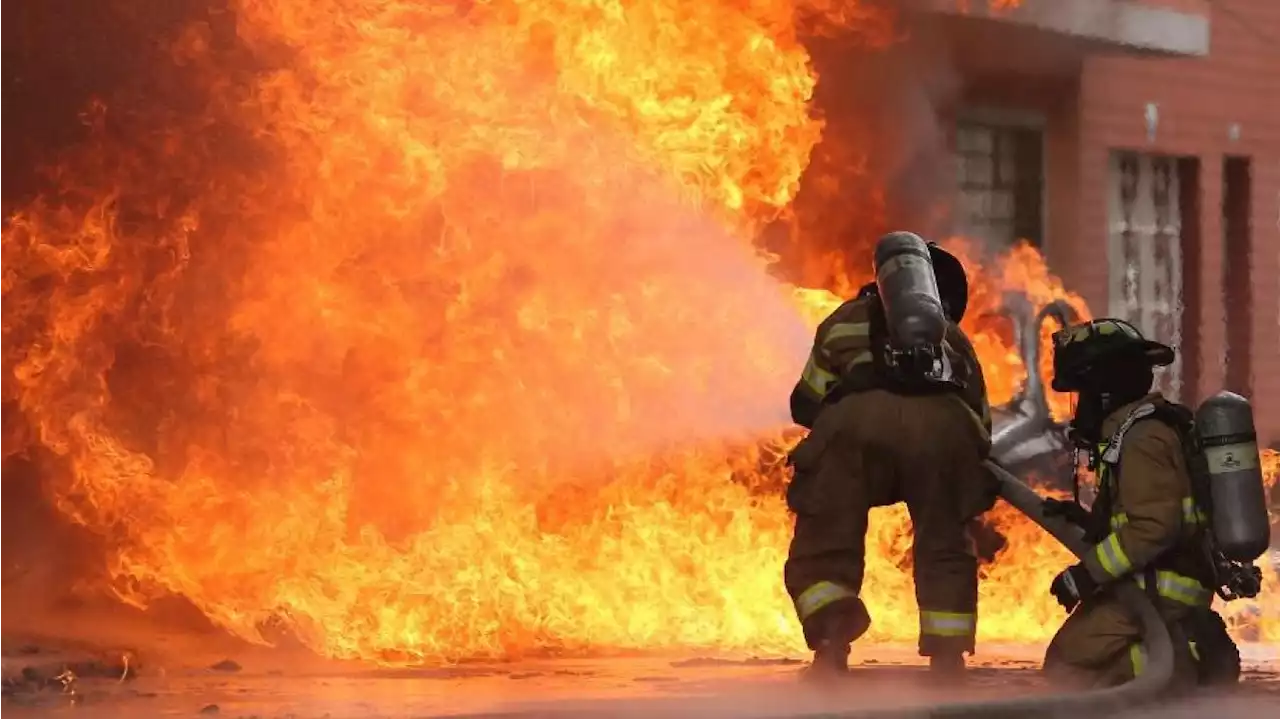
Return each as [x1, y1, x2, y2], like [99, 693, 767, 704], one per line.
[920, 0, 1210, 57]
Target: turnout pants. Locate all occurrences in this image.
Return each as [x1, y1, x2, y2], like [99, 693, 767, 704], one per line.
[1043, 592, 1201, 688]
[783, 389, 994, 656]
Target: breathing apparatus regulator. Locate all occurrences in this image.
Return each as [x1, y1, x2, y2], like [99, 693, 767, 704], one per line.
[871, 232, 962, 388]
[1053, 319, 1271, 602]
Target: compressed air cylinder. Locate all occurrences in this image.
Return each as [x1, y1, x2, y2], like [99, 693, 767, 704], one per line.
[873, 232, 947, 349]
[1195, 391, 1271, 561]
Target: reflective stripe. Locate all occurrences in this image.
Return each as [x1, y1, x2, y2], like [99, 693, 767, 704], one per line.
[1093, 533, 1133, 578]
[919, 610, 977, 638]
[842, 351, 873, 372]
[1189, 641, 1200, 662]
[1134, 570, 1212, 607]
[1110, 497, 1207, 530]
[801, 355, 838, 397]
[822, 322, 870, 345]
[800, 351, 871, 400]
[1101, 403, 1157, 464]
[1129, 643, 1147, 677]
[1184, 496, 1210, 525]
[794, 581, 858, 622]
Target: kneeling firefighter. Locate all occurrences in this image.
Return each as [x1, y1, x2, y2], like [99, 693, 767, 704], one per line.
[1042, 318, 1270, 688]
[784, 232, 995, 679]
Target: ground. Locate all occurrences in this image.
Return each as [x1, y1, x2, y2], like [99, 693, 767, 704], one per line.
[3, 615, 1277, 719]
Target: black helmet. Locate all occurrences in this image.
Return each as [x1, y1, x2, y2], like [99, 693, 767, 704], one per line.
[927, 243, 969, 323]
[1050, 318, 1175, 393]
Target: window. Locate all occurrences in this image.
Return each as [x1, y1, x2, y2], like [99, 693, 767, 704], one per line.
[953, 120, 1044, 249]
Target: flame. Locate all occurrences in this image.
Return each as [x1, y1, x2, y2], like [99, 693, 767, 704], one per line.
[2, 0, 1275, 664]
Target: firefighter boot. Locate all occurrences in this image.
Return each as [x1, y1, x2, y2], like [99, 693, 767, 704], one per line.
[800, 598, 871, 684]
[803, 640, 851, 682]
[928, 653, 967, 684]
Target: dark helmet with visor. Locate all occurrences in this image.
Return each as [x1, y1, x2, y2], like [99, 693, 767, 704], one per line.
[926, 243, 968, 323]
[1051, 318, 1175, 393]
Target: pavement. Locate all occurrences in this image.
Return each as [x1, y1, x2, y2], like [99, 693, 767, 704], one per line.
[2, 628, 1277, 719]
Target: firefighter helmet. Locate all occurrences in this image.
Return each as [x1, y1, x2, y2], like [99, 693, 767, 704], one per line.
[927, 243, 968, 323]
[1050, 318, 1174, 393]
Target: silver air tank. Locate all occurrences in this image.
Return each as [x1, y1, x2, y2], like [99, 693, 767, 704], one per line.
[873, 232, 948, 349]
[1195, 391, 1271, 562]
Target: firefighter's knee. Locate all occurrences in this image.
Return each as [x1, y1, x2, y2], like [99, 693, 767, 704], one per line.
[1041, 599, 1142, 687]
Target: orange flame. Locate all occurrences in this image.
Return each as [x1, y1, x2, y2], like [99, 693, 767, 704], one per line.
[1, 0, 1275, 664]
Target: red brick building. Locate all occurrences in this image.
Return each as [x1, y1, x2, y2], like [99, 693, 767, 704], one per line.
[916, 0, 1280, 444]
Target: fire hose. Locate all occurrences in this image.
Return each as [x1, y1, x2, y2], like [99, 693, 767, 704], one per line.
[453, 462, 1175, 719]
[758, 461, 1177, 719]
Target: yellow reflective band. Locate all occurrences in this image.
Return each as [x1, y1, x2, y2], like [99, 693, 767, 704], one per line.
[1129, 643, 1147, 677]
[794, 581, 858, 622]
[1110, 497, 1206, 531]
[1189, 641, 1200, 661]
[823, 322, 870, 345]
[801, 355, 838, 398]
[1094, 534, 1133, 578]
[843, 351, 873, 371]
[1134, 570, 1212, 607]
[919, 610, 977, 638]
[1184, 496, 1209, 525]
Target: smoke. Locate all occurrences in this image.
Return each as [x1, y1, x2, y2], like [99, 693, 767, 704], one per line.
[764, 9, 964, 290]
[2, 0, 217, 614]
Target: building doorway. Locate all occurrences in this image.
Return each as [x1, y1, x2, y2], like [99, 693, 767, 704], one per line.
[1107, 151, 1190, 400]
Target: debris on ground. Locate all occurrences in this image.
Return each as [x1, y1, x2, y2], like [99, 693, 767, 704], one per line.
[210, 659, 242, 672]
[1, 636, 139, 708]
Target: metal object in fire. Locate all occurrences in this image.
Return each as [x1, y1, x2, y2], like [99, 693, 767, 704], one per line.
[988, 293, 1082, 491]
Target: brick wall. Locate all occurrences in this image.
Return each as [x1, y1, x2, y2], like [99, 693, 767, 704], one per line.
[1048, 0, 1280, 443]
[1131, 0, 1209, 13]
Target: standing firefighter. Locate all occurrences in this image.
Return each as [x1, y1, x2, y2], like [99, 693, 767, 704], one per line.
[784, 232, 994, 680]
[1042, 318, 1267, 688]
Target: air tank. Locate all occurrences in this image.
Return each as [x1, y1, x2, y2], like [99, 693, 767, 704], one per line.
[1195, 391, 1271, 562]
[873, 231, 947, 349]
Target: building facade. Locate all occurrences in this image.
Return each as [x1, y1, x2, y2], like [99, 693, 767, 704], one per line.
[920, 0, 1280, 445]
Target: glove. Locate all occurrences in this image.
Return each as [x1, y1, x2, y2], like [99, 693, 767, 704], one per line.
[1049, 564, 1097, 612]
[1041, 498, 1093, 529]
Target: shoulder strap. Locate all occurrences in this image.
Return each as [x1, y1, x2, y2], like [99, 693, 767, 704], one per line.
[1100, 403, 1159, 465]
[1100, 401, 1195, 465]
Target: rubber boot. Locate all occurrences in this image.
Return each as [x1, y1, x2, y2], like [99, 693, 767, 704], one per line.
[799, 598, 870, 684]
[928, 653, 967, 684]
[802, 640, 851, 683]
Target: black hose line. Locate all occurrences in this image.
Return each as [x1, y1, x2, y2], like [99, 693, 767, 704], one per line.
[449, 463, 1175, 719]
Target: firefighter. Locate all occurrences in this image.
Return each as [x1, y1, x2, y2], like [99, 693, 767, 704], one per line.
[1040, 318, 1224, 688]
[784, 232, 994, 680]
